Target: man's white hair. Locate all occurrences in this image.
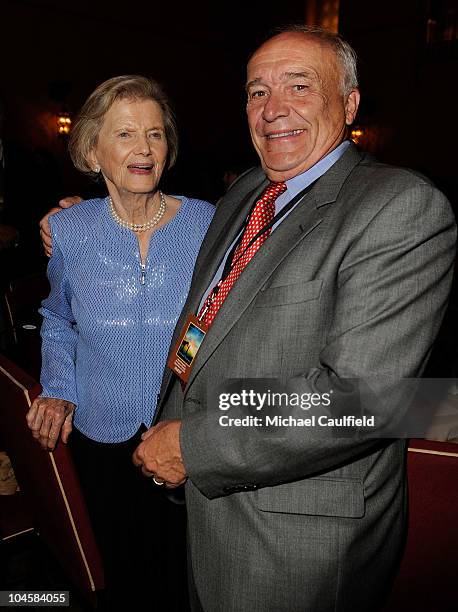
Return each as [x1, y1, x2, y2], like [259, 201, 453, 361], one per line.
[264, 25, 359, 96]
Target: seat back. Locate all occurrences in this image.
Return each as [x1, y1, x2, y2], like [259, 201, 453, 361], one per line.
[0, 354, 104, 607]
[385, 438, 458, 611]
[4, 272, 49, 339]
[3, 272, 49, 378]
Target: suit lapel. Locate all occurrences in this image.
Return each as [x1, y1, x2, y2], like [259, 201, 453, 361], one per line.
[185, 188, 323, 390]
[158, 143, 364, 404]
[157, 171, 268, 405]
[183, 143, 364, 392]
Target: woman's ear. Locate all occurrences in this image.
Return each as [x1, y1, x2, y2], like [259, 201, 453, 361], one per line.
[87, 150, 100, 173]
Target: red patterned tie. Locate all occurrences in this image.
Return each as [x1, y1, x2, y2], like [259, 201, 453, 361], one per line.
[200, 181, 287, 327]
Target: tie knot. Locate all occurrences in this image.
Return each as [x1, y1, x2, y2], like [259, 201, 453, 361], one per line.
[260, 181, 287, 203]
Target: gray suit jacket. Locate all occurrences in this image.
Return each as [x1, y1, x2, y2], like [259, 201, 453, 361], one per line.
[158, 144, 456, 611]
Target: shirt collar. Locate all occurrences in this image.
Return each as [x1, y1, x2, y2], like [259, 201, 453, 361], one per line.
[284, 140, 351, 199]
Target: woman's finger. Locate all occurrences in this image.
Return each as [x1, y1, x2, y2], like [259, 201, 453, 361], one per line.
[28, 399, 46, 436]
[38, 406, 56, 449]
[61, 412, 74, 444]
[26, 397, 40, 426]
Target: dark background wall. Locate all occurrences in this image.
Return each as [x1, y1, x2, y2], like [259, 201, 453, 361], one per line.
[1, 0, 310, 203]
[2, 0, 457, 197]
[339, 0, 458, 207]
[1, 0, 456, 251]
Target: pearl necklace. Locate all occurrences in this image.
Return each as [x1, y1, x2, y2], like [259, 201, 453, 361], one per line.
[109, 192, 166, 232]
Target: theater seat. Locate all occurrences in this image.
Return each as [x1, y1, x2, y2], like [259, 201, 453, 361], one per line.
[0, 354, 104, 608]
[3, 272, 50, 379]
[385, 438, 458, 612]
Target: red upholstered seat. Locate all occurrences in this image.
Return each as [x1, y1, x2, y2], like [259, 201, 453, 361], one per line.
[385, 438, 458, 611]
[0, 354, 104, 608]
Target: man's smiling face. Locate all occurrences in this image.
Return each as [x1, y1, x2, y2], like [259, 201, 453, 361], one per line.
[246, 32, 359, 182]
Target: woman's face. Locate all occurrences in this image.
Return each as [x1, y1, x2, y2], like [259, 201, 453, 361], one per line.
[89, 98, 168, 197]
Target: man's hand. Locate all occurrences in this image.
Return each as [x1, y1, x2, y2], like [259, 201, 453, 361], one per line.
[39, 196, 83, 257]
[26, 397, 75, 450]
[132, 420, 187, 488]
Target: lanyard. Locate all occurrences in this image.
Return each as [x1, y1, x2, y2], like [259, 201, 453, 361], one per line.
[198, 179, 317, 321]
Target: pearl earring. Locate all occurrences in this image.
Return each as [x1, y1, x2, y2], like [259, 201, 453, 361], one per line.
[94, 166, 100, 173]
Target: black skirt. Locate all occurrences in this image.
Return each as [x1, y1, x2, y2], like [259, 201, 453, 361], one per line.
[69, 426, 189, 611]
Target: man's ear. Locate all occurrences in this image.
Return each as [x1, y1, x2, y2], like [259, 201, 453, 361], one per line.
[345, 89, 360, 126]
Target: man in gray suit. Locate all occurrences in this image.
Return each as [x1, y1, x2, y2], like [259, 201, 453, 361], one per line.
[43, 26, 455, 612]
[133, 26, 456, 611]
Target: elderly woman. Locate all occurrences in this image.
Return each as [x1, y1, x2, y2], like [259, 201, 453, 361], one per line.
[26, 75, 214, 610]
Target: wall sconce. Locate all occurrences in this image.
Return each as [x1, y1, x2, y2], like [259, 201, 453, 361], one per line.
[57, 111, 72, 136]
[350, 126, 365, 145]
